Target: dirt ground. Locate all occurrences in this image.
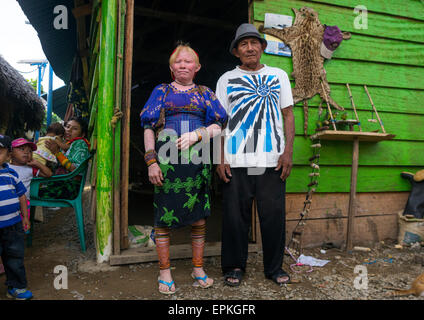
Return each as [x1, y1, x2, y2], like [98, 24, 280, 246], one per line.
[0, 205, 423, 302]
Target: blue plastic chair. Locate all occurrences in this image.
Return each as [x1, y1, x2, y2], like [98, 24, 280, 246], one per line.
[28, 154, 93, 252]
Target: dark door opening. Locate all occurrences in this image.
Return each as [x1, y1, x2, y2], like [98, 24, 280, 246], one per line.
[127, 0, 248, 246]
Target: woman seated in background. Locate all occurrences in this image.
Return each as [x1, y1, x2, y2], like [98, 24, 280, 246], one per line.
[40, 117, 91, 199]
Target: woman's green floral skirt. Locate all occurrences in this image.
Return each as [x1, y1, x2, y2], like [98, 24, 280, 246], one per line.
[153, 133, 212, 229]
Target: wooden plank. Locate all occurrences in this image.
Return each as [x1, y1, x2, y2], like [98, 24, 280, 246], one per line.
[292, 107, 424, 141]
[292, 84, 424, 115]
[285, 192, 409, 220]
[346, 137, 359, 251]
[286, 165, 417, 193]
[261, 54, 424, 90]
[320, 34, 424, 67]
[254, 0, 424, 43]
[109, 242, 261, 265]
[305, 0, 424, 22]
[254, 21, 424, 66]
[293, 138, 424, 166]
[286, 213, 399, 248]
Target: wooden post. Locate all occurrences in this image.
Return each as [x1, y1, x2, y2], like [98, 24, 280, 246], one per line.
[121, 0, 134, 250]
[248, 0, 254, 23]
[96, 0, 117, 263]
[113, 0, 125, 256]
[346, 137, 359, 251]
[364, 85, 386, 133]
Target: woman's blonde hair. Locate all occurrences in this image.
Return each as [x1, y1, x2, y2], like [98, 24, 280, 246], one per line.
[169, 42, 200, 66]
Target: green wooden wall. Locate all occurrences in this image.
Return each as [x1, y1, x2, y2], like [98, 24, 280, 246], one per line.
[253, 0, 424, 193]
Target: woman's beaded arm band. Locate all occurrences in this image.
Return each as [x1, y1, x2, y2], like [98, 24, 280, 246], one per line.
[55, 152, 72, 170]
[144, 149, 158, 167]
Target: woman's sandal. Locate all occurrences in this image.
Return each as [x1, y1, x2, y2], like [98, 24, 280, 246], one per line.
[224, 269, 244, 287]
[191, 273, 213, 289]
[267, 269, 291, 286]
[158, 276, 176, 295]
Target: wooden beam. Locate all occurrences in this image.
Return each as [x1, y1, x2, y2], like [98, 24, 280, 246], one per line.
[134, 6, 237, 30]
[72, 3, 93, 18]
[176, 0, 197, 39]
[132, 0, 161, 64]
[110, 242, 261, 266]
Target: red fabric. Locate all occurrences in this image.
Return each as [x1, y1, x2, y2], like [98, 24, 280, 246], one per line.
[32, 167, 40, 177]
[67, 137, 91, 150]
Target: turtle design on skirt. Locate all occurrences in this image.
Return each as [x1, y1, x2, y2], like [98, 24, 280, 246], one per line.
[160, 207, 179, 226]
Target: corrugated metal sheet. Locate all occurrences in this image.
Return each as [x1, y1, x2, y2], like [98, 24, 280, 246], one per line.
[17, 0, 77, 83]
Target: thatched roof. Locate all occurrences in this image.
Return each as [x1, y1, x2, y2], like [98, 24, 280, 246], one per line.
[0, 55, 45, 138]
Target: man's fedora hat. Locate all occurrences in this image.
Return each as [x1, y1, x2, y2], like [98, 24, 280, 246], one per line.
[229, 23, 267, 55]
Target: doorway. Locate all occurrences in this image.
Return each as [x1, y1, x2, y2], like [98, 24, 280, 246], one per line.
[126, 0, 249, 247]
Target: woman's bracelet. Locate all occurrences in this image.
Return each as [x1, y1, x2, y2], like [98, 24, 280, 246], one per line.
[144, 149, 158, 167]
[195, 129, 202, 142]
[195, 127, 209, 144]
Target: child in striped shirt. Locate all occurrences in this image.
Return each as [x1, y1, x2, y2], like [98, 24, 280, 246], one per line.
[0, 135, 32, 300]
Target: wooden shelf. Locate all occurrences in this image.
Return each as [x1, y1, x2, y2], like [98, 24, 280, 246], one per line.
[311, 130, 395, 142]
[310, 129, 395, 250]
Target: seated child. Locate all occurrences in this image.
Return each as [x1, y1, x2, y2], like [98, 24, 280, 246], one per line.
[33, 122, 67, 168]
[9, 138, 53, 221]
[0, 135, 33, 299]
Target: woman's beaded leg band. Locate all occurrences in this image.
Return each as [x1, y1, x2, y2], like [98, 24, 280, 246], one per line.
[191, 223, 206, 268]
[155, 227, 171, 270]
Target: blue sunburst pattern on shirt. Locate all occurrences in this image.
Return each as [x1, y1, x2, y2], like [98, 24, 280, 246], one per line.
[227, 74, 281, 155]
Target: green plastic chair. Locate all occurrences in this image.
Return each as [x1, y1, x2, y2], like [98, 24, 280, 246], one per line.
[28, 154, 93, 252]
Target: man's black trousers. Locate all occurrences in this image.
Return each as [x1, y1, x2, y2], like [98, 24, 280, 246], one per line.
[221, 167, 286, 278]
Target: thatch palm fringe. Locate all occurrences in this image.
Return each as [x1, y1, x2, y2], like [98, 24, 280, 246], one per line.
[0, 55, 45, 138]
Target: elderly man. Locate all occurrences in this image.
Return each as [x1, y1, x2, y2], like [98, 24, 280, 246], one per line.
[216, 23, 295, 286]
